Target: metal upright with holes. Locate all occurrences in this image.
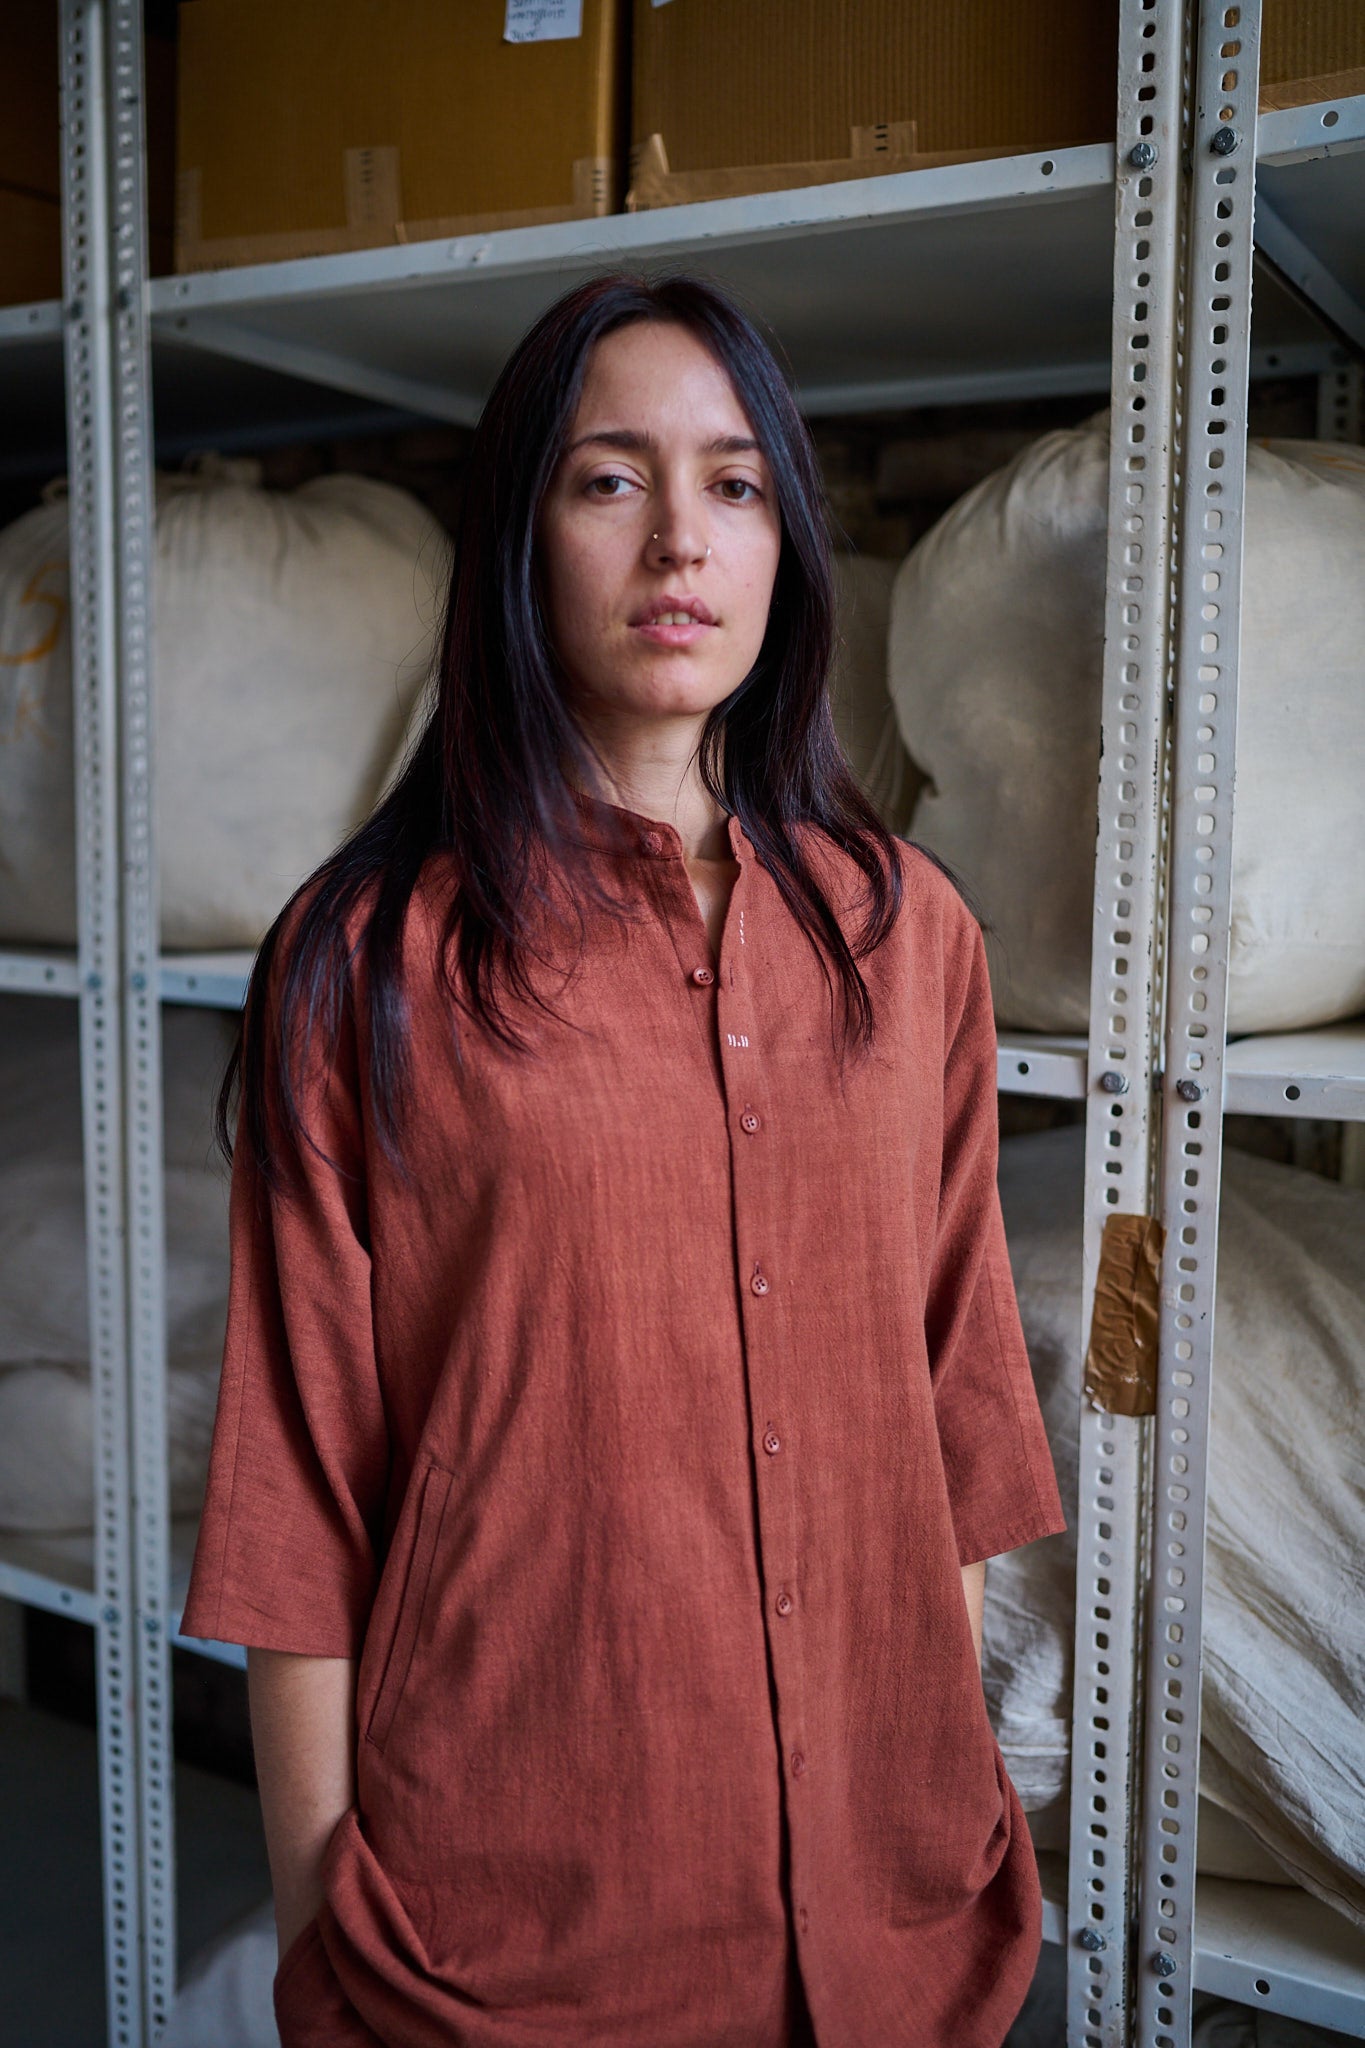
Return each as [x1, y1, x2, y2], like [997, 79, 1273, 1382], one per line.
[1316, 361, 1364, 442]
[106, 0, 176, 2032]
[1136, 4, 1262, 2042]
[1067, 4, 1188, 2041]
[58, 3, 143, 2040]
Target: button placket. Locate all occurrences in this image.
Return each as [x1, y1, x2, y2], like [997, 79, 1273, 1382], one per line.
[714, 862, 808, 1843]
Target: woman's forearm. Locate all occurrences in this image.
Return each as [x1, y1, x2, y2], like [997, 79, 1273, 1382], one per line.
[960, 1560, 986, 1668]
[247, 1648, 358, 1959]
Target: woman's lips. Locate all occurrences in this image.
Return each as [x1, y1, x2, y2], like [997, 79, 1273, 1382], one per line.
[630, 596, 716, 647]
[632, 617, 716, 647]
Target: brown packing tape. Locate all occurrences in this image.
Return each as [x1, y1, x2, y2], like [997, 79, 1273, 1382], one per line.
[626, 130, 1027, 213]
[1083, 1213, 1167, 1419]
[393, 157, 613, 239]
[175, 152, 615, 273]
[1259, 64, 1365, 110]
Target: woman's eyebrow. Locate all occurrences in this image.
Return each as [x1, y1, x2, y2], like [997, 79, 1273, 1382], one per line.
[565, 428, 762, 457]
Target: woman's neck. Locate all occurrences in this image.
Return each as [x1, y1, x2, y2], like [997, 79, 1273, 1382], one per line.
[569, 727, 732, 864]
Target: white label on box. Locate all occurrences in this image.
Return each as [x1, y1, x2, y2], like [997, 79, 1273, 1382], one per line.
[504, 0, 583, 41]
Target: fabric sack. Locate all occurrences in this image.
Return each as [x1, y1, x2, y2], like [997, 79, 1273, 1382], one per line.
[988, 1122, 1365, 1926]
[0, 461, 446, 947]
[888, 423, 1365, 1032]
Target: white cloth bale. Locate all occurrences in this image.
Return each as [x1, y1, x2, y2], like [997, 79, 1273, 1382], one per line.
[0, 996, 235, 1531]
[0, 461, 446, 947]
[828, 555, 922, 833]
[888, 422, 1365, 1032]
[163, 1898, 279, 2048]
[987, 1123, 1365, 1926]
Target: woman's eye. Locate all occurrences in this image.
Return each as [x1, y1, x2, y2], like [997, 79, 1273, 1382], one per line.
[716, 477, 761, 503]
[586, 473, 636, 498]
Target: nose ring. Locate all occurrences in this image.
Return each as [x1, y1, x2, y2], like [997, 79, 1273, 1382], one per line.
[649, 534, 712, 559]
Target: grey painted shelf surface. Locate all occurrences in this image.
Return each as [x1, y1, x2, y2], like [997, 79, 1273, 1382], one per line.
[0, 95, 1360, 467]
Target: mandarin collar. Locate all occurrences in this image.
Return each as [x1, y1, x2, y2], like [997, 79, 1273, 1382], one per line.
[568, 787, 753, 864]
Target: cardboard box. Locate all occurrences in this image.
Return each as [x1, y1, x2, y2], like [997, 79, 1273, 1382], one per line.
[175, 0, 625, 273]
[0, 187, 62, 309]
[628, 0, 1365, 211]
[1260, 0, 1365, 110]
[0, 9, 175, 301]
[628, 0, 1121, 209]
[0, 5, 61, 200]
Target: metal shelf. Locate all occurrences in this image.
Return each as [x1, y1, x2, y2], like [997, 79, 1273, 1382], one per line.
[2, 96, 1359, 474]
[1225, 1023, 1365, 1121]
[997, 1025, 1365, 1117]
[0, 950, 252, 1005]
[158, 952, 254, 1008]
[0, 949, 81, 996]
[1035, 1853, 1365, 2035]
[1193, 1879, 1365, 2037]
[0, 1518, 244, 1670]
[0, 1528, 98, 1625]
[998, 1034, 1089, 1100]
[137, 101, 1361, 427]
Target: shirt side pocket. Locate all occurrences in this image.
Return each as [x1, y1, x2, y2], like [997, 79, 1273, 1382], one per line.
[364, 1460, 453, 1754]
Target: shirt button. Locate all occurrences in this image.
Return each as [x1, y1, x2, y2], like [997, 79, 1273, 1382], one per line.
[775, 1592, 793, 1618]
[690, 965, 714, 986]
[790, 1751, 806, 1778]
[641, 830, 664, 856]
[762, 1428, 781, 1456]
[740, 1107, 761, 1134]
[750, 1264, 770, 1296]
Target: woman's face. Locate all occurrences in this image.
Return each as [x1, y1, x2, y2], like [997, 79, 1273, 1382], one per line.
[538, 320, 782, 734]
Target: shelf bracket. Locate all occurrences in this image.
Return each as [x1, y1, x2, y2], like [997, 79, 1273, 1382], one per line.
[1254, 196, 1365, 359]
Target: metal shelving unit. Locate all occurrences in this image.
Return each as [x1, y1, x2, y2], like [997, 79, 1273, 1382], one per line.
[0, 1, 1362, 2041]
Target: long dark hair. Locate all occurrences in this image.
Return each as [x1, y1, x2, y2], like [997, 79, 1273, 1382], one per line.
[222, 272, 906, 1178]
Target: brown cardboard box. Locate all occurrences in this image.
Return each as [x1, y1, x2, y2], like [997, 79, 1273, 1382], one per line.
[175, 0, 625, 273]
[628, 0, 1121, 208]
[628, 0, 1365, 211]
[0, 8, 175, 302]
[1261, 0, 1365, 109]
[0, 5, 61, 200]
[0, 187, 63, 308]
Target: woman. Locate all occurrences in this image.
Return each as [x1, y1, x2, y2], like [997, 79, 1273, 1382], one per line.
[182, 274, 1066, 2048]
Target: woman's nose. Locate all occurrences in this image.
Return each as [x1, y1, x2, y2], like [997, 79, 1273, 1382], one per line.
[646, 508, 711, 570]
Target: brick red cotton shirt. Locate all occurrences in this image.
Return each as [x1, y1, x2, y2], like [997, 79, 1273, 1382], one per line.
[182, 793, 1067, 2048]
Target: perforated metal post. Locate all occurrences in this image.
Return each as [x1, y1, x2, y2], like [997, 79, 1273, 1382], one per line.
[58, 4, 142, 2041]
[1066, 7, 1190, 2044]
[1316, 362, 1364, 443]
[107, 0, 176, 2033]
[1136, 5, 1261, 2042]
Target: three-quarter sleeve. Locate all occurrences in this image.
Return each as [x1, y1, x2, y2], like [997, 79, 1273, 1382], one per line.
[179, 957, 390, 1656]
[925, 913, 1068, 1566]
